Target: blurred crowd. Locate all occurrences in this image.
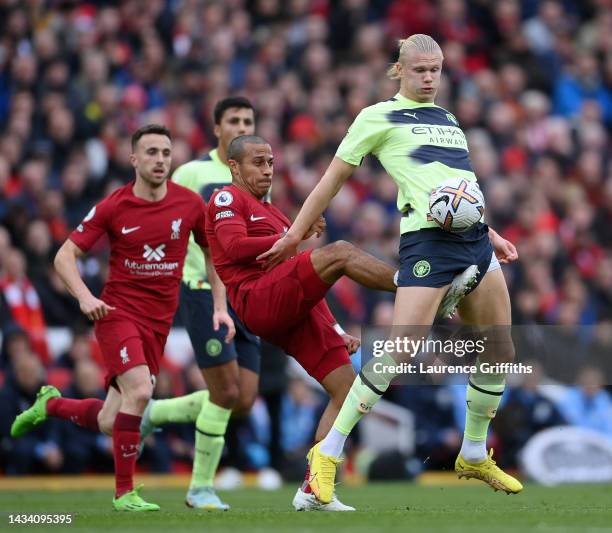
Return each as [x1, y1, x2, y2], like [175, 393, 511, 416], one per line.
[1, 0, 611, 476]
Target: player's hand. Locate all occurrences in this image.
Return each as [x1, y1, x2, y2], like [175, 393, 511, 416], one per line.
[304, 216, 326, 240]
[213, 310, 236, 343]
[489, 230, 518, 264]
[342, 333, 361, 355]
[256, 233, 300, 270]
[79, 295, 116, 321]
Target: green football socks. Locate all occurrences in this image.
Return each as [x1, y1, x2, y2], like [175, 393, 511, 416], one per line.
[191, 399, 232, 489]
[327, 352, 396, 442]
[461, 362, 505, 462]
[149, 390, 209, 425]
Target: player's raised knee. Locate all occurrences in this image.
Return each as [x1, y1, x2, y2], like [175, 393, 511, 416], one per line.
[327, 239, 355, 256]
[320, 240, 355, 267]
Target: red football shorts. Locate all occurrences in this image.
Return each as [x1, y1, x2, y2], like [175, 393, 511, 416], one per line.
[238, 251, 351, 383]
[94, 312, 166, 390]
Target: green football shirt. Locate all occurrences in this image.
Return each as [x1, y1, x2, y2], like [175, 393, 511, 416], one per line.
[336, 92, 479, 234]
[172, 148, 231, 290]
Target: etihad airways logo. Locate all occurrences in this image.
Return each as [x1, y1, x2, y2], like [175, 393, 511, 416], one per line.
[143, 244, 166, 261]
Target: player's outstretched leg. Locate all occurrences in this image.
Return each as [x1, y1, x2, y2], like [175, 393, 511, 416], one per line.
[140, 390, 209, 441]
[311, 240, 396, 292]
[10, 385, 61, 437]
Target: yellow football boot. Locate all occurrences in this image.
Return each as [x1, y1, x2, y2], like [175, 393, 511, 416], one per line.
[306, 442, 342, 504]
[455, 449, 523, 494]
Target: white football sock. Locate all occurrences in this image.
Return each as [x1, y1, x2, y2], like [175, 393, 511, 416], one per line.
[318, 427, 347, 458]
[460, 437, 487, 463]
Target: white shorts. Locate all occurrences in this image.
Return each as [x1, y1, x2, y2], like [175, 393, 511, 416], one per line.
[487, 251, 501, 273]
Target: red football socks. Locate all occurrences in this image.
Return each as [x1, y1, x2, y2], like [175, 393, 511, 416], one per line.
[302, 463, 313, 493]
[47, 397, 103, 432]
[112, 412, 141, 498]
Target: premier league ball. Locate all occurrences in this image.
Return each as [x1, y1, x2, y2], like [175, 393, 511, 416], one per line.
[429, 177, 485, 232]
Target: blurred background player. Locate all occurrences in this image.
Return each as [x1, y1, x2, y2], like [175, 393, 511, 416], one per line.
[206, 134, 396, 510]
[138, 97, 265, 510]
[10, 124, 233, 511]
[260, 34, 521, 503]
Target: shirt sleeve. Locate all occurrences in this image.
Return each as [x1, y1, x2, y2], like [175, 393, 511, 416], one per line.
[208, 190, 279, 262]
[216, 225, 279, 262]
[335, 107, 385, 166]
[68, 198, 112, 252]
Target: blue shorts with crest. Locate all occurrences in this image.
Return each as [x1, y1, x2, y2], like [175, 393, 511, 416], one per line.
[396, 223, 494, 291]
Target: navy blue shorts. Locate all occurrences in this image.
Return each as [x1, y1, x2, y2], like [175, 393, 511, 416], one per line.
[397, 223, 495, 290]
[178, 283, 261, 374]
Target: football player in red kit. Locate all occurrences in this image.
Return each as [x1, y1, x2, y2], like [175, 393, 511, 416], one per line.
[10, 124, 234, 512]
[206, 134, 397, 510]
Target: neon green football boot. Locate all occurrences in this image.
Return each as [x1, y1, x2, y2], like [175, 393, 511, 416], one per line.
[455, 449, 523, 494]
[113, 485, 160, 512]
[11, 385, 61, 438]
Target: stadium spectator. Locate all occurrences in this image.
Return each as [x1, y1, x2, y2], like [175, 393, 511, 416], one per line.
[0, 352, 64, 475]
[0, 247, 50, 364]
[558, 366, 612, 439]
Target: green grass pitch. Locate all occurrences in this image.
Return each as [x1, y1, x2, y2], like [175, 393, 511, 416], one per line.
[1, 483, 612, 532]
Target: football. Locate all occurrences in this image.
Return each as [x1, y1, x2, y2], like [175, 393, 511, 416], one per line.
[428, 177, 485, 232]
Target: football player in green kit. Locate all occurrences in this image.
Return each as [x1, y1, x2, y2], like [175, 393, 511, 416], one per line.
[259, 34, 522, 504]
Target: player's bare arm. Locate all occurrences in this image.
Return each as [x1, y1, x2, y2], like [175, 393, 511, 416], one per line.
[54, 239, 116, 321]
[488, 227, 518, 263]
[202, 246, 235, 343]
[258, 157, 355, 268]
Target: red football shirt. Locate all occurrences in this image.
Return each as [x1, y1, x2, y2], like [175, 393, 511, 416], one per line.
[69, 180, 207, 334]
[206, 184, 290, 308]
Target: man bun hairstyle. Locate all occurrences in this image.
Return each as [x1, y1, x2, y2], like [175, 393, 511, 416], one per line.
[227, 135, 269, 163]
[387, 34, 444, 80]
[131, 123, 171, 150]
